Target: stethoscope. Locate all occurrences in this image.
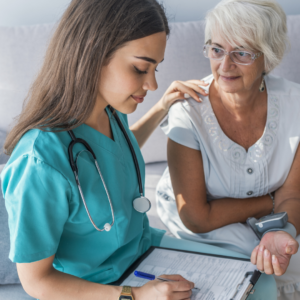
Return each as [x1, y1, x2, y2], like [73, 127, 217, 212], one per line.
[67, 105, 151, 232]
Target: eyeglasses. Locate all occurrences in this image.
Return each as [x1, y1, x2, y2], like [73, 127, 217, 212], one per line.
[203, 44, 263, 65]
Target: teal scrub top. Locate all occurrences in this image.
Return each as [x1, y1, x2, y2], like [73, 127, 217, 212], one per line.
[1, 108, 165, 284]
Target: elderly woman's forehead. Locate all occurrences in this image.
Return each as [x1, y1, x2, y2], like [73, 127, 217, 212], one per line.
[210, 32, 252, 50]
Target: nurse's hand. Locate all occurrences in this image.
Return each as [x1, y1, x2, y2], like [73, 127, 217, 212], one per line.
[251, 231, 299, 276]
[132, 274, 194, 300]
[158, 80, 209, 112]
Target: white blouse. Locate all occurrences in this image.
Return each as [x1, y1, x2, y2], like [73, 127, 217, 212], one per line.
[159, 74, 300, 201]
[156, 74, 300, 298]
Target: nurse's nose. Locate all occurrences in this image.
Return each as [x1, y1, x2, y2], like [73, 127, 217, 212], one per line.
[143, 72, 158, 91]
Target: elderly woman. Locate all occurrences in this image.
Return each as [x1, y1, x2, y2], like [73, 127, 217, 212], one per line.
[156, 0, 300, 298]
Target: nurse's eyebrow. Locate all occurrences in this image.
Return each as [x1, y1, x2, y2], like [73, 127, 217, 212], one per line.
[134, 56, 164, 64]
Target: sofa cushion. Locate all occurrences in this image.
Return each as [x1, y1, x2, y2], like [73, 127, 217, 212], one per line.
[0, 16, 300, 165]
[0, 284, 34, 300]
[0, 164, 20, 284]
[145, 162, 170, 233]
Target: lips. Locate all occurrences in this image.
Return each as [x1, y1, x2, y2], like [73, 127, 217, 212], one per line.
[131, 95, 146, 103]
[220, 75, 240, 81]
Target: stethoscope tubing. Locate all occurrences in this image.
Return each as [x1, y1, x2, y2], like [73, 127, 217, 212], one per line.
[74, 151, 115, 232]
[108, 106, 143, 196]
[67, 106, 145, 232]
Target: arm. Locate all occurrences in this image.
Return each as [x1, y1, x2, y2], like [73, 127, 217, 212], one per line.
[168, 139, 273, 233]
[130, 80, 208, 148]
[18, 255, 194, 300]
[251, 144, 300, 276]
[273, 144, 300, 234]
[17, 255, 121, 300]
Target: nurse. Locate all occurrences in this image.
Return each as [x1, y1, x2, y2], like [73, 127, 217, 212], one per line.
[1, 0, 276, 299]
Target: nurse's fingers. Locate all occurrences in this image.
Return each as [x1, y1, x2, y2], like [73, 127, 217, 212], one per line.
[172, 290, 192, 300]
[158, 274, 194, 291]
[251, 245, 259, 265]
[171, 81, 203, 103]
[159, 274, 193, 284]
[180, 81, 208, 97]
[186, 79, 209, 86]
[272, 255, 284, 276]
[263, 249, 274, 274]
[256, 245, 265, 271]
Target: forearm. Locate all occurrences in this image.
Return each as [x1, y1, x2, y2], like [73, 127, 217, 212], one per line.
[179, 195, 273, 233]
[22, 268, 122, 300]
[130, 101, 167, 148]
[275, 198, 300, 235]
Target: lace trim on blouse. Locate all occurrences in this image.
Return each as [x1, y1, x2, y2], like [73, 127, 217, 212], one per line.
[199, 94, 280, 165]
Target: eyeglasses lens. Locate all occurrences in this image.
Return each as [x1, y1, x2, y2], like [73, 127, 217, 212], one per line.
[204, 46, 253, 65]
[231, 51, 252, 64]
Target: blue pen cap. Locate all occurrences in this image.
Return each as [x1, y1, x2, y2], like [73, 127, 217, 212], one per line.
[134, 271, 156, 280]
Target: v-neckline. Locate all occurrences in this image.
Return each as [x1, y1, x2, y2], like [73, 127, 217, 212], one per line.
[196, 74, 280, 164]
[73, 107, 124, 158]
[105, 107, 117, 143]
[206, 78, 270, 154]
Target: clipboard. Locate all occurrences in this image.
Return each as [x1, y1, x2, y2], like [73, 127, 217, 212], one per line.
[113, 246, 261, 300]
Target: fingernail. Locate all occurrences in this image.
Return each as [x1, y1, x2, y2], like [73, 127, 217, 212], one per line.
[259, 245, 264, 252]
[198, 97, 203, 102]
[264, 249, 270, 257]
[184, 93, 190, 99]
[272, 255, 276, 263]
[286, 246, 292, 254]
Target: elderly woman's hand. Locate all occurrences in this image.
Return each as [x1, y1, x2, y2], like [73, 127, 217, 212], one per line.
[250, 231, 299, 276]
[158, 80, 209, 112]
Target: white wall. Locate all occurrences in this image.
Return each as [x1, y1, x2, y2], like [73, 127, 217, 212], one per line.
[161, 0, 300, 22]
[0, 0, 299, 27]
[0, 0, 71, 26]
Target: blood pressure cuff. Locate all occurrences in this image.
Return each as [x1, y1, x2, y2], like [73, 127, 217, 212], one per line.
[247, 217, 297, 240]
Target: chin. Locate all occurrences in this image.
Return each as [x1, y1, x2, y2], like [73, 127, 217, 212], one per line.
[112, 101, 138, 115]
[218, 79, 243, 94]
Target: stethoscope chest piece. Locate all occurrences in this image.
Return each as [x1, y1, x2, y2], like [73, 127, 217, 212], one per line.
[133, 196, 151, 213]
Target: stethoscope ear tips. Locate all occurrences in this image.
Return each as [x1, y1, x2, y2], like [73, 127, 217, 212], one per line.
[104, 223, 112, 232]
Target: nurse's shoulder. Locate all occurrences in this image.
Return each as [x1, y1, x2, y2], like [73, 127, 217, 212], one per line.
[9, 129, 69, 167]
[1, 129, 71, 187]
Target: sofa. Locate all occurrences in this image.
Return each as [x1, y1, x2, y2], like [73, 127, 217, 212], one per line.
[1, 15, 300, 299]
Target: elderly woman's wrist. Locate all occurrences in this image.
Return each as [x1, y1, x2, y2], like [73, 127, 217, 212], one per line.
[254, 195, 274, 218]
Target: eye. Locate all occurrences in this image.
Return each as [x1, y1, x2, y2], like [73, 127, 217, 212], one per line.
[134, 66, 147, 74]
[212, 47, 222, 53]
[238, 52, 247, 57]
[134, 66, 158, 74]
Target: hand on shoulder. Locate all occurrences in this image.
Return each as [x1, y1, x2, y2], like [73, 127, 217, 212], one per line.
[159, 80, 209, 112]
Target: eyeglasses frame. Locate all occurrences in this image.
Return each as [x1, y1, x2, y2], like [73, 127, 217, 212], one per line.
[203, 44, 263, 66]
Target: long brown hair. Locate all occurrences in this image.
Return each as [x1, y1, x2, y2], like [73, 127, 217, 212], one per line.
[4, 0, 169, 155]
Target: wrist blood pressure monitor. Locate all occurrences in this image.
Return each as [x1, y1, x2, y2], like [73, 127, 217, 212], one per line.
[255, 212, 288, 232]
[247, 212, 296, 240]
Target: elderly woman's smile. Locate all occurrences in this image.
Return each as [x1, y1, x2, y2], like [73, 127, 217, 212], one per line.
[210, 34, 265, 95]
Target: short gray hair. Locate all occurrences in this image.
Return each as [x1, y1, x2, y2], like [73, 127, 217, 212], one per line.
[205, 0, 289, 73]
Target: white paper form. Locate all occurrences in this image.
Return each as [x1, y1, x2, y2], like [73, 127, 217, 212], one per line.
[120, 248, 257, 300]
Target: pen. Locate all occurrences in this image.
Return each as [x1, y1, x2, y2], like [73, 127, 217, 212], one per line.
[134, 271, 200, 291]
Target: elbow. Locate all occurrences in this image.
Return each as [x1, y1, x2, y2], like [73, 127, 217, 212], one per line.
[17, 267, 52, 299]
[19, 278, 39, 299]
[178, 207, 212, 234]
